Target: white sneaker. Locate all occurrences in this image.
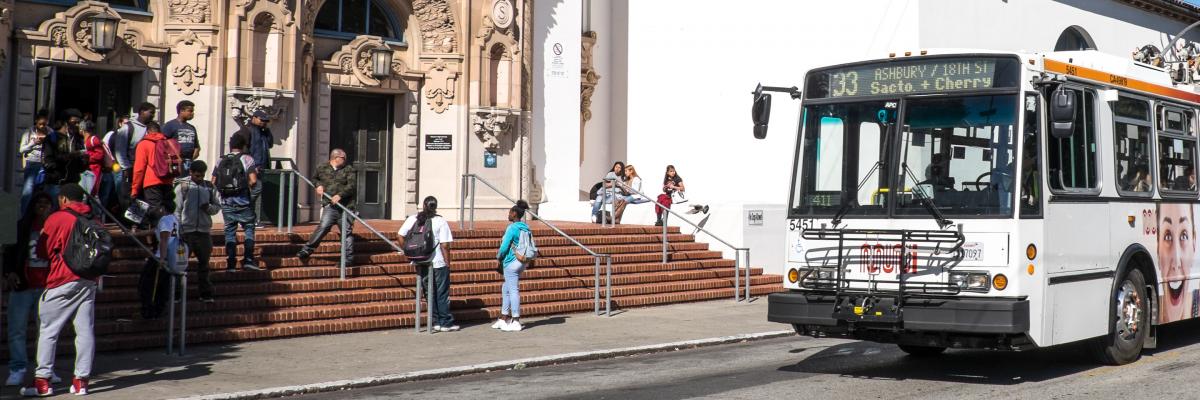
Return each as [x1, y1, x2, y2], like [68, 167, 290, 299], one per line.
[491, 319, 508, 329]
[433, 325, 442, 332]
[437, 325, 461, 332]
[501, 320, 523, 332]
[5, 369, 25, 386]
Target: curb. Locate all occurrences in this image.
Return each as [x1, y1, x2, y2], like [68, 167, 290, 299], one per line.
[173, 330, 796, 400]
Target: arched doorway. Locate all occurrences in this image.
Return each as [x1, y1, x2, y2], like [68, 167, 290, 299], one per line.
[1055, 26, 1097, 51]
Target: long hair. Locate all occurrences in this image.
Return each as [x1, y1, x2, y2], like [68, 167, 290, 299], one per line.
[417, 196, 438, 225]
[625, 165, 639, 181]
[611, 161, 626, 179]
[511, 200, 530, 220]
[663, 165, 680, 185]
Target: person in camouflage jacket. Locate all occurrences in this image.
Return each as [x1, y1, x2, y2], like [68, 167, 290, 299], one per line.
[296, 149, 357, 264]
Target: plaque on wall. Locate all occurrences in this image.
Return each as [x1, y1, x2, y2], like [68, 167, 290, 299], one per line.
[484, 151, 498, 168]
[425, 135, 452, 150]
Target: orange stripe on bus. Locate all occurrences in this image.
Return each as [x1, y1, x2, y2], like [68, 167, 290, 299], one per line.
[1044, 59, 1200, 104]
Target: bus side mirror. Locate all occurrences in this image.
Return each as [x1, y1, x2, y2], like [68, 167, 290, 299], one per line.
[1049, 87, 1076, 139]
[752, 84, 772, 139]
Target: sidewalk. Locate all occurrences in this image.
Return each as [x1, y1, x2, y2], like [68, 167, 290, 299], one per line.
[2, 299, 785, 399]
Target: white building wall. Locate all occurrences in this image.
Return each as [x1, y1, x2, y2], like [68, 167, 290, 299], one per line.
[533, 0, 584, 219]
[580, 0, 614, 195]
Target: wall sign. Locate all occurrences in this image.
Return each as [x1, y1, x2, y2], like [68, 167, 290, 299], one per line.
[748, 210, 764, 226]
[484, 151, 498, 168]
[425, 135, 452, 151]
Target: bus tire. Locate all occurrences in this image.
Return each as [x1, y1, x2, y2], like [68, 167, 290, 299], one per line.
[897, 345, 947, 357]
[1092, 268, 1148, 365]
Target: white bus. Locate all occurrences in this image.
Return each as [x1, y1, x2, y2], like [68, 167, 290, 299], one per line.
[760, 49, 1200, 365]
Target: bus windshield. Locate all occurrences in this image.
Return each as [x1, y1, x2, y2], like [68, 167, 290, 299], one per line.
[791, 94, 1019, 218]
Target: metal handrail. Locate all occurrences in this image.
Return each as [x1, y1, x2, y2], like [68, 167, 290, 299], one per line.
[461, 174, 615, 316]
[87, 194, 188, 354]
[606, 178, 754, 301]
[272, 158, 437, 333]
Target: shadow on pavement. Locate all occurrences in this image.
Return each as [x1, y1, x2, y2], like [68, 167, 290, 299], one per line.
[522, 316, 570, 330]
[779, 318, 1200, 385]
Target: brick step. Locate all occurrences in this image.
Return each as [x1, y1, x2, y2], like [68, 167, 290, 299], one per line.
[98, 249, 727, 280]
[110, 224, 684, 246]
[95, 258, 737, 291]
[84, 283, 780, 353]
[110, 233, 700, 259]
[86, 275, 780, 336]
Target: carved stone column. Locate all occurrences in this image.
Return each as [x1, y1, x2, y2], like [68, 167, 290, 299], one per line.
[580, 31, 599, 165]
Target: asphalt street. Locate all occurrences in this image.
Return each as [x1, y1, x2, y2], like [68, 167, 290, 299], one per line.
[298, 319, 1200, 400]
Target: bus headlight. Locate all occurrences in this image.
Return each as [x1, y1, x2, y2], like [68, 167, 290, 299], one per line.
[949, 271, 991, 292]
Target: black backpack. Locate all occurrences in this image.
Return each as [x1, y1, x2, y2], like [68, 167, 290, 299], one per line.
[214, 153, 249, 198]
[63, 210, 113, 279]
[402, 217, 437, 263]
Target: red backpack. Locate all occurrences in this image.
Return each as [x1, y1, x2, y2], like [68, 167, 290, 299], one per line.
[147, 135, 183, 179]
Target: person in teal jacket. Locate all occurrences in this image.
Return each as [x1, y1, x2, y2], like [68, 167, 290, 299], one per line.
[493, 200, 531, 332]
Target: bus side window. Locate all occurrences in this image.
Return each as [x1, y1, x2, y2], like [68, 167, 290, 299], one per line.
[1157, 107, 1197, 195]
[1047, 89, 1098, 191]
[1021, 93, 1042, 217]
[1113, 96, 1153, 195]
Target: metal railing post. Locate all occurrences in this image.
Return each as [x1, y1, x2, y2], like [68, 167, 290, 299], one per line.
[427, 266, 435, 334]
[662, 205, 669, 264]
[180, 274, 188, 355]
[734, 249, 741, 302]
[339, 210, 348, 281]
[414, 267, 422, 333]
[605, 255, 612, 316]
[744, 248, 752, 300]
[287, 171, 295, 234]
[277, 170, 285, 232]
[470, 176, 477, 230]
[167, 274, 176, 354]
[459, 175, 467, 229]
[594, 257, 600, 315]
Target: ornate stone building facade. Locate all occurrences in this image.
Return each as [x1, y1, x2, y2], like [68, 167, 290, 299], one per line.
[0, 0, 533, 220]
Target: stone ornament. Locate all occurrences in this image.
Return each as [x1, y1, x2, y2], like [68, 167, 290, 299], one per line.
[472, 108, 516, 151]
[425, 59, 459, 113]
[168, 0, 210, 24]
[29, 1, 143, 63]
[328, 35, 400, 87]
[413, 0, 459, 53]
[301, 42, 315, 97]
[491, 0, 514, 30]
[229, 89, 292, 124]
[170, 30, 210, 95]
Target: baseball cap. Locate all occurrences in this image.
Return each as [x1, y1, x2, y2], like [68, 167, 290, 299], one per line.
[252, 110, 271, 121]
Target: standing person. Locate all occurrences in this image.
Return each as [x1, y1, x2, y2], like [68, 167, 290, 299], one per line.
[296, 149, 356, 264]
[18, 114, 51, 215]
[163, 100, 200, 172]
[245, 110, 274, 225]
[655, 165, 685, 226]
[591, 161, 626, 223]
[494, 200, 531, 332]
[122, 102, 157, 160]
[81, 122, 106, 196]
[137, 199, 180, 319]
[104, 115, 133, 214]
[399, 196, 457, 332]
[214, 134, 262, 271]
[20, 184, 97, 397]
[613, 164, 648, 224]
[2, 193, 62, 387]
[176, 161, 221, 302]
[41, 110, 87, 204]
[131, 121, 179, 226]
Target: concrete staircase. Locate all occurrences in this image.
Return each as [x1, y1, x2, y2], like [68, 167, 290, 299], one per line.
[2, 220, 781, 354]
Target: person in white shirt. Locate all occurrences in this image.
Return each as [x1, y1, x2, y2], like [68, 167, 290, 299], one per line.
[399, 196, 457, 332]
[138, 200, 179, 319]
[613, 164, 649, 224]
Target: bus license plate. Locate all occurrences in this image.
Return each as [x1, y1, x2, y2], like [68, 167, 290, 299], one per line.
[962, 242, 984, 261]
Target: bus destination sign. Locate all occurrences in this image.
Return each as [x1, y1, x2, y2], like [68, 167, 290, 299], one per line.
[820, 58, 1007, 98]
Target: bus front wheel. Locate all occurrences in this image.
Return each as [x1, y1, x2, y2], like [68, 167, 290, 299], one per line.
[1092, 268, 1148, 365]
[897, 345, 947, 357]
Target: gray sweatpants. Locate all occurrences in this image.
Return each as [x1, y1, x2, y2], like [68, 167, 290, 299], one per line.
[36, 280, 96, 379]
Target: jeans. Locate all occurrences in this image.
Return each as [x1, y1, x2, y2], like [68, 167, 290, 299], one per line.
[98, 171, 116, 212]
[222, 206, 257, 247]
[417, 265, 455, 326]
[7, 288, 44, 371]
[36, 280, 96, 379]
[301, 205, 355, 262]
[181, 232, 215, 298]
[501, 259, 527, 318]
[20, 162, 43, 215]
[591, 191, 617, 218]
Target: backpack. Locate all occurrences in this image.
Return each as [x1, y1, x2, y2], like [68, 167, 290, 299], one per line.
[514, 228, 538, 263]
[402, 217, 437, 263]
[147, 135, 184, 179]
[215, 153, 250, 198]
[63, 210, 113, 279]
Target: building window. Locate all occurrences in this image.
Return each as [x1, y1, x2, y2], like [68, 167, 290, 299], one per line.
[1055, 26, 1097, 51]
[316, 0, 404, 40]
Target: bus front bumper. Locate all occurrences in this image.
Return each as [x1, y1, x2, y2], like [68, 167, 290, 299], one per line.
[767, 291, 1030, 334]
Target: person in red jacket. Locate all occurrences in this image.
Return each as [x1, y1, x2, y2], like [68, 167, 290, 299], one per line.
[21, 184, 97, 397]
[130, 120, 174, 226]
[81, 122, 106, 196]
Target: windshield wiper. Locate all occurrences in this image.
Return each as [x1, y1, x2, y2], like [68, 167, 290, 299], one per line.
[901, 163, 954, 229]
[830, 160, 882, 227]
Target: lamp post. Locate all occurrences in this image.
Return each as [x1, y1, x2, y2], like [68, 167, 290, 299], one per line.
[370, 47, 393, 79]
[89, 13, 120, 54]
